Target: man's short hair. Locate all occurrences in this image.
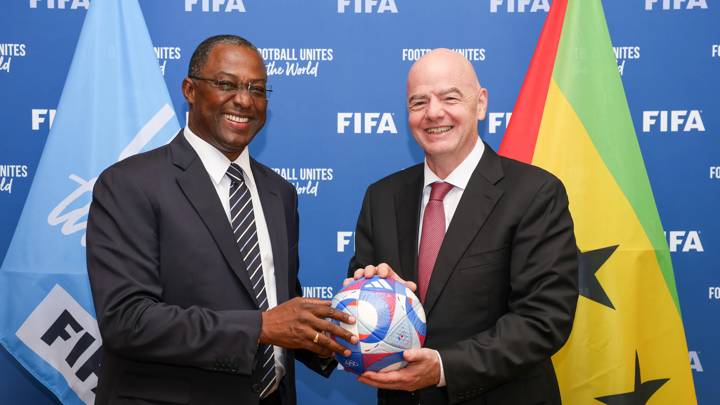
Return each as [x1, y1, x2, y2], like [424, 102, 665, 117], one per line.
[187, 35, 260, 77]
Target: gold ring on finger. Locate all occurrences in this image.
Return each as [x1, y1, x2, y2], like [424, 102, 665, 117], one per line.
[313, 331, 320, 344]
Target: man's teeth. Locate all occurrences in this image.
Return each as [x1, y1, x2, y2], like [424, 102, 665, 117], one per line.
[224, 114, 249, 123]
[426, 126, 452, 134]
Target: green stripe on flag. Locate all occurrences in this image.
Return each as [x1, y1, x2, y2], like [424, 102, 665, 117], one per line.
[552, 0, 679, 311]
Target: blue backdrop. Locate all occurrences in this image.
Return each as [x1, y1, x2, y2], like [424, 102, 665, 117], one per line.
[0, 0, 717, 403]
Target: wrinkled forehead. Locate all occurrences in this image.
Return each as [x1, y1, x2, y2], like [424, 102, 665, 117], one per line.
[406, 54, 479, 98]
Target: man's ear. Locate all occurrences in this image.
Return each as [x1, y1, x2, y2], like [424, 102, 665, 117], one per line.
[182, 77, 195, 106]
[476, 88, 488, 121]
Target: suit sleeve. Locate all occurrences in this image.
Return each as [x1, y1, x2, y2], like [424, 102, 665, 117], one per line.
[87, 166, 262, 375]
[440, 177, 578, 401]
[348, 186, 375, 276]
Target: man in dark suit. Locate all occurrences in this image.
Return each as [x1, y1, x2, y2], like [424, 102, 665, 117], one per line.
[87, 35, 356, 405]
[346, 49, 578, 404]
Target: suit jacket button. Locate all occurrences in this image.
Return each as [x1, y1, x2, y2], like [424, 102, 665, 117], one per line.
[252, 383, 261, 393]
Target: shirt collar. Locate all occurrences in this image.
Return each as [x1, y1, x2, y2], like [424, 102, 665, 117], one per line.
[183, 127, 256, 187]
[423, 138, 485, 190]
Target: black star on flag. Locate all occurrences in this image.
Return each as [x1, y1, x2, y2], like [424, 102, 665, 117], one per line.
[595, 352, 669, 405]
[578, 245, 617, 309]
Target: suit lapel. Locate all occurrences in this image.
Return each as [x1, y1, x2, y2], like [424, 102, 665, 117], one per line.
[395, 166, 424, 284]
[251, 160, 290, 304]
[423, 144, 505, 316]
[170, 132, 258, 306]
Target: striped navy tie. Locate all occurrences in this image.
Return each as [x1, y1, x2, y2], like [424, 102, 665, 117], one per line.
[227, 163, 276, 398]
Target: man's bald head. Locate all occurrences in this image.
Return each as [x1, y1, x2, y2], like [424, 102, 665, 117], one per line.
[407, 48, 482, 97]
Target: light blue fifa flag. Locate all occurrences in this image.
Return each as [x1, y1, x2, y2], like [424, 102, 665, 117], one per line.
[0, 1, 179, 404]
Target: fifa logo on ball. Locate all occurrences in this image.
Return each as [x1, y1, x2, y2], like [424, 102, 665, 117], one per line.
[331, 276, 426, 374]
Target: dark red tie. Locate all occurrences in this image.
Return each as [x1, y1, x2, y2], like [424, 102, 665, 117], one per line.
[417, 181, 454, 303]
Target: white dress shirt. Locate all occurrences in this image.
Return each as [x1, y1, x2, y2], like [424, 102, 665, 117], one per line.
[184, 128, 285, 392]
[418, 138, 485, 387]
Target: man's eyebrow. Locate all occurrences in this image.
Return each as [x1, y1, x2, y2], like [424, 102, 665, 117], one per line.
[214, 71, 267, 83]
[408, 87, 464, 102]
[438, 87, 463, 97]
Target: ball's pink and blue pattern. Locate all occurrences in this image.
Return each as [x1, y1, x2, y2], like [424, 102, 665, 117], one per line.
[331, 276, 427, 375]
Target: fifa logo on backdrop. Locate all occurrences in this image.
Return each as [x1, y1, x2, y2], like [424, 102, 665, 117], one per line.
[644, 0, 708, 10]
[154, 46, 182, 76]
[0, 43, 27, 73]
[272, 168, 334, 197]
[0, 165, 29, 195]
[709, 287, 720, 301]
[32, 109, 56, 130]
[710, 166, 720, 179]
[642, 110, 705, 133]
[337, 113, 398, 134]
[337, 0, 398, 13]
[337, 232, 354, 252]
[185, 0, 246, 12]
[713, 45, 720, 58]
[29, 0, 89, 9]
[488, 112, 512, 134]
[665, 231, 704, 253]
[689, 351, 704, 372]
[490, 0, 549, 13]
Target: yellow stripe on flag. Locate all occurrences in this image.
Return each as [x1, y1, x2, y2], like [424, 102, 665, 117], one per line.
[533, 80, 695, 403]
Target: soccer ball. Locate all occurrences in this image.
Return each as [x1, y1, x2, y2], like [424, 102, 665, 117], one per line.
[331, 275, 426, 375]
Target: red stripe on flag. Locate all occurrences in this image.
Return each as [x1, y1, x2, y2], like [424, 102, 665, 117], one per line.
[498, 0, 569, 163]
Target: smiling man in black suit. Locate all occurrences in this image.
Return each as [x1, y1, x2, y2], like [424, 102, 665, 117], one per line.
[87, 35, 356, 405]
[346, 48, 579, 405]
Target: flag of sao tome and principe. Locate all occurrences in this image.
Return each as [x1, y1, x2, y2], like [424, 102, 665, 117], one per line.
[499, 0, 697, 403]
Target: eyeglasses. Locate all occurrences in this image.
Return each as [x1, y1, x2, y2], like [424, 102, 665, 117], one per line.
[189, 75, 272, 100]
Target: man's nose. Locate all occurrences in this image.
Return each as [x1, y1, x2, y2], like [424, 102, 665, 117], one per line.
[425, 97, 444, 120]
[232, 87, 253, 108]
